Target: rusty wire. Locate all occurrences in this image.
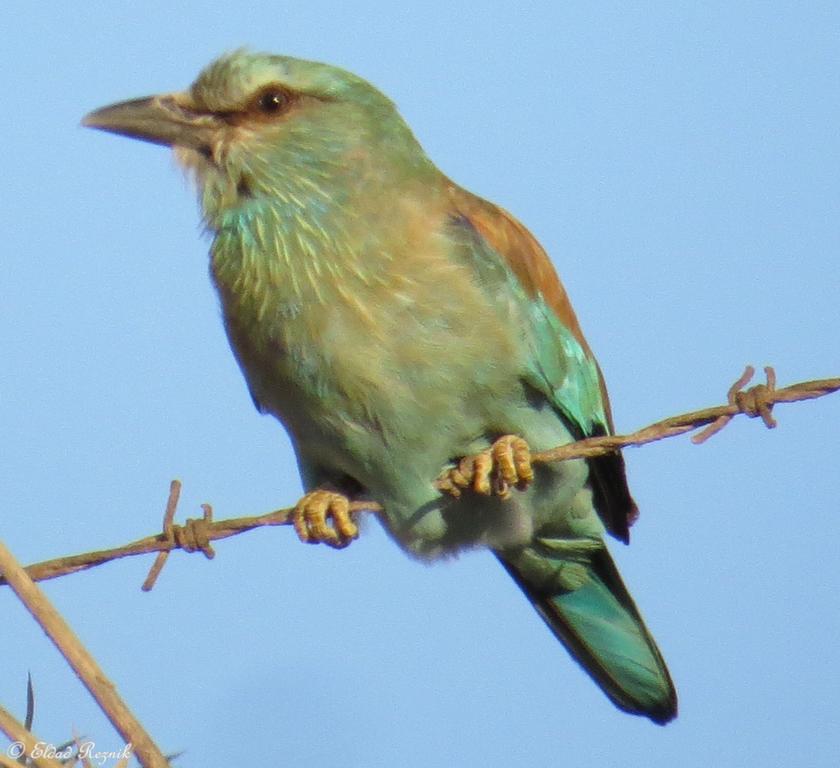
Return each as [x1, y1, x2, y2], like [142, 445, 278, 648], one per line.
[3, 367, 837, 590]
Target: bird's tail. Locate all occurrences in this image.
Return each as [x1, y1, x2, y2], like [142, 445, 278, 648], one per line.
[496, 542, 677, 724]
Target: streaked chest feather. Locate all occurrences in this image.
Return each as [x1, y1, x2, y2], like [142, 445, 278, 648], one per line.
[210, 198, 524, 437]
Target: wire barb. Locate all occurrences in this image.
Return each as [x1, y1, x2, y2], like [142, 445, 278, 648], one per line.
[141, 482, 215, 591]
[692, 365, 778, 444]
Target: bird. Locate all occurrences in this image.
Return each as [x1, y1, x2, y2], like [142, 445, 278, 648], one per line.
[83, 50, 677, 723]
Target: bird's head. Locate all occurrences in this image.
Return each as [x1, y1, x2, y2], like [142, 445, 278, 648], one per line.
[83, 50, 432, 227]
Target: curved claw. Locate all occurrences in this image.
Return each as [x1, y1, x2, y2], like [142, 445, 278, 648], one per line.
[437, 434, 534, 500]
[292, 490, 358, 549]
[491, 434, 534, 497]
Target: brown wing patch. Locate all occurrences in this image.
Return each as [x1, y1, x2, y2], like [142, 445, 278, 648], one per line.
[448, 184, 638, 541]
[450, 189, 588, 344]
[447, 185, 616, 425]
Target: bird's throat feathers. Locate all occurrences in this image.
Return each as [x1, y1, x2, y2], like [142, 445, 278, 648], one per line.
[189, 133, 445, 327]
[175, 122, 356, 232]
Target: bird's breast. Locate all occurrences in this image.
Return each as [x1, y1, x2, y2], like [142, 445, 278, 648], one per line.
[209, 196, 532, 482]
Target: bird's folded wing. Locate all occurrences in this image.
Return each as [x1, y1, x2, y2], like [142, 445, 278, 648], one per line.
[446, 186, 638, 542]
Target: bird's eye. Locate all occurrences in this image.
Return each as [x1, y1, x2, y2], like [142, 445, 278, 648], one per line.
[256, 88, 291, 115]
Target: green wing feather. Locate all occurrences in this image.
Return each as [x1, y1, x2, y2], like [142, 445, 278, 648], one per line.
[447, 189, 638, 542]
[447, 190, 676, 723]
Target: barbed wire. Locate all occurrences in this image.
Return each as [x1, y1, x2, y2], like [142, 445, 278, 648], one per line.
[3, 366, 837, 591]
[3, 366, 835, 768]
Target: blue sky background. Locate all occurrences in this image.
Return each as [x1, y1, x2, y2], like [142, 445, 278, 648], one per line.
[2, 2, 839, 766]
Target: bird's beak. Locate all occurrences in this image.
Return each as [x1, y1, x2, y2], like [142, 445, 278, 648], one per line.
[82, 94, 221, 153]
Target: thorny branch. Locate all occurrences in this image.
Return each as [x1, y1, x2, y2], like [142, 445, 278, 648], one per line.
[0, 541, 166, 768]
[0, 700, 64, 768]
[4, 366, 838, 591]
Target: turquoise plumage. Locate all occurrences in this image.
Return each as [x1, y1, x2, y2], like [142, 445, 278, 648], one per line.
[83, 50, 677, 723]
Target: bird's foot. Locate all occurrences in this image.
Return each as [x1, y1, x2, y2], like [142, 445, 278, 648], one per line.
[437, 435, 534, 500]
[292, 490, 358, 549]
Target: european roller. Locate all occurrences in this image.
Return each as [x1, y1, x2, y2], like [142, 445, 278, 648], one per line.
[84, 50, 677, 723]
